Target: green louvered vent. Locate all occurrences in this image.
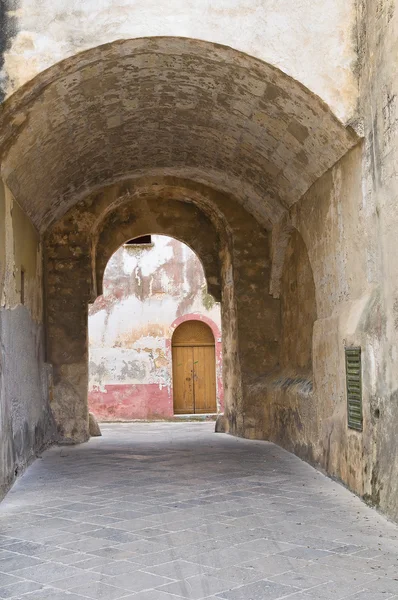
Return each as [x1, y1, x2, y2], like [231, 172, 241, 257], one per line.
[345, 347, 363, 431]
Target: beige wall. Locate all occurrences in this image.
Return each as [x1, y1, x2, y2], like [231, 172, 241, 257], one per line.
[293, 145, 371, 496]
[0, 182, 5, 302]
[0, 183, 42, 317]
[0, 181, 54, 498]
[356, 0, 398, 519]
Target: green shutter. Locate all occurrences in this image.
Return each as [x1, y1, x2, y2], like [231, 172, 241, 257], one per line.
[345, 347, 363, 431]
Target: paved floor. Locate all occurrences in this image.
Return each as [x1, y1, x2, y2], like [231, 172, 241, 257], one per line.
[1, 423, 398, 600]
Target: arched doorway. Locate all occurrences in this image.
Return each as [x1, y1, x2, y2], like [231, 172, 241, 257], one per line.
[172, 321, 217, 415]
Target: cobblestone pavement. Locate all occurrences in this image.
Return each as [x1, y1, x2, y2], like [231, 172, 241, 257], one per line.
[1, 422, 398, 600]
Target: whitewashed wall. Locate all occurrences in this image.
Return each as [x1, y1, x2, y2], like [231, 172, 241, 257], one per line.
[3, 0, 358, 121]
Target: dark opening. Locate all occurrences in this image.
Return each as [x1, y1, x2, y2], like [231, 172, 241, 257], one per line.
[20, 267, 25, 305]
[124, 235, 152, 246]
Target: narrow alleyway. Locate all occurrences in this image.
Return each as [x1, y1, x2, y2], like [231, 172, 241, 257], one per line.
[0, 423, 398, 600]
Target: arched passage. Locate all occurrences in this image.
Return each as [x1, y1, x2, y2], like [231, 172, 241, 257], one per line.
[1, 0, 398, 528]
[0, 37, 360, 491]
[44, 180, 274, 442]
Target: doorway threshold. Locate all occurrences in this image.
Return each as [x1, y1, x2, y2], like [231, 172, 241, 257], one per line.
[173, 413, 218, 421]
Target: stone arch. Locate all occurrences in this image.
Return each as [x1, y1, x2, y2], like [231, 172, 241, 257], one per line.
[8, 37, 356, 446]
[45, 178, 273, 442]
[91, 189, 226, 303]
[0, 37, 358, 234]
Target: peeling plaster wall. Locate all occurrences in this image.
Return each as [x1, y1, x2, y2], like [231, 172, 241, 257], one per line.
[0, 181, 54, 498]
[0, 0, 358, 121]
[88, 235, 223, 420]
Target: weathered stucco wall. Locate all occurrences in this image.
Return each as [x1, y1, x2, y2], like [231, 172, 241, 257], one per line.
[291, 145, 371, 494]
[245, 143, 398, 518]
[355, 0, 398, 521]
[0, 0, 358, 121]
[88, 236, 223, 420]
[0, 181, 54, 498]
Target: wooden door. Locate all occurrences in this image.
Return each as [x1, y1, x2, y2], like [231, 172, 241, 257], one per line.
[172, 346, 194, 414]
[172, 320, 217, 414]
[193, 345, 217, 413]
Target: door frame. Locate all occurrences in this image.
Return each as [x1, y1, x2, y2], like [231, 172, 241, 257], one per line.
[167, 314, 224, 414]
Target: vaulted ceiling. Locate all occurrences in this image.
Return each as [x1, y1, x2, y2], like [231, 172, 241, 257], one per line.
[0, 37, 358, 231]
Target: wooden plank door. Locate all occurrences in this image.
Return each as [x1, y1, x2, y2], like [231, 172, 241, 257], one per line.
[193, 345, 217, 413]
[172, 346, 194, 414]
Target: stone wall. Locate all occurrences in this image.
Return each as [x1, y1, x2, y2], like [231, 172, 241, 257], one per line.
[244, 142, 398, 521]
[279, 230, 316, 373]
[44, 178, 279, 443]
[88, 235, 223, 420]
[2, 0, 398, 526]
[0, 181, 55, 497]
[356, 0, 398, 520]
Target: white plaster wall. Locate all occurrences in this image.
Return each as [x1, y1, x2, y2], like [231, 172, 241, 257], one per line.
[4, 0, 358, 121]
[88, 235, 221, 391]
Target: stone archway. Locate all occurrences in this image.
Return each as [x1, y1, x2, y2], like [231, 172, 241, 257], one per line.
[0, 36, 359, 494]
[0, 38, 357, 233]
[44, 179, 276, 442]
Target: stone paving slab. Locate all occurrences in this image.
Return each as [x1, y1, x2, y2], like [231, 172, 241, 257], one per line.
[0, 422, 398, 599]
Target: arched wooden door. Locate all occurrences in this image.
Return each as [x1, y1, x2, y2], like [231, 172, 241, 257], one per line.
[172, 321, 217, 414]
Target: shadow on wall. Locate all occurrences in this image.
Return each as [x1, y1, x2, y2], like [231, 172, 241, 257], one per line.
[244, 228, 317, 454]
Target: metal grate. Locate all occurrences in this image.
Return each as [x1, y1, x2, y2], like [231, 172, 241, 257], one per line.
[345, 347, 363, 431]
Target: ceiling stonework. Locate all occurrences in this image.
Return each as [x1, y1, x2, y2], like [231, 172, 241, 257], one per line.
[0, 38, 358, 231]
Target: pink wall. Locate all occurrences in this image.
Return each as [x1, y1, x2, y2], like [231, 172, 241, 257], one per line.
[89, 313, 223, 421]
[89, 383, 173, 420]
